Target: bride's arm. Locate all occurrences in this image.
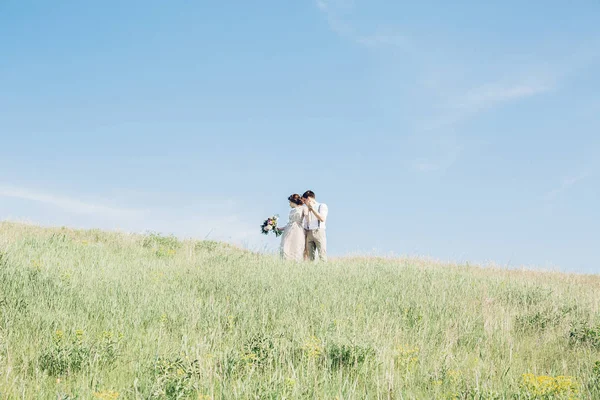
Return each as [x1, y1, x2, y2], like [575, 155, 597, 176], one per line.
[277, 211, 294, 232]
[298, 206, 308, 224]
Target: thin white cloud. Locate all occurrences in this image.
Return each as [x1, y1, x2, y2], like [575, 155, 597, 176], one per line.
[0, 185, 142, 217]
[410, 81, 552, 173]
[420, 81, 552, 133]
[543, 144, 599, 207]
[314, 1, 566, 176]
[545, 170, 592, 201]
[315, 0, 354, 39]
[314, 3, 552, 115]
[315, 0, 408, 49]
[0, 184, 273, 252]
[455, 82, 551, 113]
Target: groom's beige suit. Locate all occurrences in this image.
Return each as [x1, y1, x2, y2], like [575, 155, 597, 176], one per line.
[304, 201, 328, 262]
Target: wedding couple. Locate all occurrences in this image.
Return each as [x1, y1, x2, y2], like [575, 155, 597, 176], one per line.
[279, 190, 328, 262]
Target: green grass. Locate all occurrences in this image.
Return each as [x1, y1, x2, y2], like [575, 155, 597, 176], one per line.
[0, 221, 599, 399]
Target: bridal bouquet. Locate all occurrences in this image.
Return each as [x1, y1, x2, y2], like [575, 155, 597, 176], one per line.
[261, 215, 282, 237]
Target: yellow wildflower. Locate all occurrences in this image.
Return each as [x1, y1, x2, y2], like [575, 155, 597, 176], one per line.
[395, 345, 419, 370]
[54, 330, 64, 343]
[285, 377, 297, 387]
[521, 373, 579, 397]
[448, 369, 461, 383]
[31, 259, 42, 271]
[93, 390, 119, 400]
[240, 351, 259, 366]
[302, 336, 323, 359]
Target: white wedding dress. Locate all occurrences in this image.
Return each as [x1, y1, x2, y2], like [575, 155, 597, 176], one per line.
[280, 206, 306, 261]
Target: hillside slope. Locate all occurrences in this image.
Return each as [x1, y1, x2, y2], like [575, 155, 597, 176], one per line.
[0, 222, 599, 399]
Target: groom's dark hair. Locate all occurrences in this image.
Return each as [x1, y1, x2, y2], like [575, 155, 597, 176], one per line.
[302, 190, 315, 199]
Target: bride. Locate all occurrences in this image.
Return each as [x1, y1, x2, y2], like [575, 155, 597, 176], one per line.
[279, 194, 307, 261]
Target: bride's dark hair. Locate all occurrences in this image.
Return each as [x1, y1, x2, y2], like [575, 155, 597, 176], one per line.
[288, 194, 303, 206]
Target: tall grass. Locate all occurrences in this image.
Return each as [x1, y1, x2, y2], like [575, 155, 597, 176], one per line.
[0, 221, 599, 399]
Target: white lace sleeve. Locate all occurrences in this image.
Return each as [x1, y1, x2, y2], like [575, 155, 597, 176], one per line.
[280, 209, 294, 231]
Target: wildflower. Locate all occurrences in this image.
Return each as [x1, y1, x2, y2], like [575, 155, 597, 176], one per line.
[241, 351, 258, 365]
[395, 345, 419, 369]
[93, 390, 119, 400]
[31, 259, 42, 271]
[447, 369, 461, 384]
[151, 271, 165, 282]
[160, 313, 168, 324]
[285, 377, 296, 387]
[302, 336, 323, 359]
[520, 373, 579, 397]
[54, 330, 64, 343]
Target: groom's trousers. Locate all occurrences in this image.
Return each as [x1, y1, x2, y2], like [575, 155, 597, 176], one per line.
[305, 229, 327, 262]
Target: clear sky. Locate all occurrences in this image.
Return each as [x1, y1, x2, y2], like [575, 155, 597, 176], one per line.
[1, 1, 599, 273]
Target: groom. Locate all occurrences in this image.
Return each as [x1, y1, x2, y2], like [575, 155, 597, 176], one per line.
[302, 190, 328, 262]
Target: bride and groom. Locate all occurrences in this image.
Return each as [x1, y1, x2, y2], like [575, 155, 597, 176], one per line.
[280, 190, 328, 262]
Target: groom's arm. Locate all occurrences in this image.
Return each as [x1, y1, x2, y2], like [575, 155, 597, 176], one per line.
[308, 204, 327, 223]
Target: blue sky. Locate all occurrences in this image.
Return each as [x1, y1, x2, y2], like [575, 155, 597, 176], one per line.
[1, 0, 599, 273]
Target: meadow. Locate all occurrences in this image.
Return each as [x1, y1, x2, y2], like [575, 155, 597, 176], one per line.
[0, 221, 599, 399]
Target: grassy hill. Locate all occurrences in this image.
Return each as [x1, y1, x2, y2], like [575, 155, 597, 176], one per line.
[0, 222, 599, 399]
